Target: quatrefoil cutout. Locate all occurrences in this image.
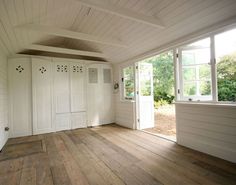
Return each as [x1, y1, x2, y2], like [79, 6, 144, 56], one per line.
[57, 65, 68, 72]
[39, 66, 47, 74]
[73, 65, 83, 73]
[16, 65, 24, 73]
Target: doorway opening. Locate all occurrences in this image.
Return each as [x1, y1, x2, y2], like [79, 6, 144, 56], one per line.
[137, 50, 176, 141]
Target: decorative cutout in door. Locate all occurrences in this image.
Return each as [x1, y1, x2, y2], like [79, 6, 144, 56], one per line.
[16, 65, 24, 73]
[72, 65, 83, 73]
[57, 65, 68, 72]
[39, 67, 47, 74]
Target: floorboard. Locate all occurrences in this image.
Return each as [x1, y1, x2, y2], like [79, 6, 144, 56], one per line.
[0, 124, 235, 185]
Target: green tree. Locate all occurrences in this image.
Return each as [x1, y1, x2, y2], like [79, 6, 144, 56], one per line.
[217, 53, 236, 101]
[144, 51, 175, 105]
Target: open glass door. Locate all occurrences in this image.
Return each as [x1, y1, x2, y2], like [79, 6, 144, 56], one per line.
[136, 62, 154, 129]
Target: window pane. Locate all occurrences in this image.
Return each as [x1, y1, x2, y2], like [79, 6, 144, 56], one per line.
[123, 66, 134, 99]
[182, 53, 195, 65]
[215, 28, 236, 102]
[183, 67, 196, 80]
[199, 65, 211, 80]
[181, 38, 210, 65]
[200, 81, 211, 95]
[183, 82, 197, 96]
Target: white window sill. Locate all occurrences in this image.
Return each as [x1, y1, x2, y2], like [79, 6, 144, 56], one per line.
[174, 101, 236, 108]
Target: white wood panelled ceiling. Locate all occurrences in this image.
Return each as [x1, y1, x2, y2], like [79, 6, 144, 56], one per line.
[0, 0, 236, 63]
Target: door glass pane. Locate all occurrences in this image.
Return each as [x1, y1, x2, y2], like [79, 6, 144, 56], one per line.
[215, 28, 236, 102]
[140, 64, 152, 96]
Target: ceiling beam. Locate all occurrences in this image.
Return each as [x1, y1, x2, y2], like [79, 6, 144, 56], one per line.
[26, 44, 106, 58]
[74, 0, 164, 29]
[16, 24, 127, 48]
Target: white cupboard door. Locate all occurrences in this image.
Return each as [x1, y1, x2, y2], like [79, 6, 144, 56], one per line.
[55, 113, 71, 131]
[70, 63, 86, 112]
[101, 66, 114, 124]
[8, 58, 32, 137]
[87, 64, 102, 126]
[32, 58, 54, 134]
[54, 61, 70, 114]
[71, 112, 87, 129]
[53, 61, 71, 131]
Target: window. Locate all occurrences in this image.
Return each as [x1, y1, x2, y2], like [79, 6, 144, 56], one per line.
[176, 27, 236, 103]
[215, 28, 236, 102]
[122, 66, 135, 100]
[179, 38, 212, 101]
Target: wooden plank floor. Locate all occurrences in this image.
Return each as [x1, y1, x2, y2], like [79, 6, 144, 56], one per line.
[0, 124, 236, 185]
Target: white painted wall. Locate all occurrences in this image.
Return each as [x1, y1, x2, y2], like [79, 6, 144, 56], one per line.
[113, 64, 136, 129]
[0, 53, 9, 150]
[176, 103, 236, 163]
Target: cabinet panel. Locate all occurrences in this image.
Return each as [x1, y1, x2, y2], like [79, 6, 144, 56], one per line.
[70, 63, 86, 112]
[87, 64, 114, 126]
[55, 113, 71, 131]
[71, 112, 87, 129]
[87, 64, 102, 126]
[53, 62, 70, 113]
[102, 66, 114, 124]
[8, 58, 32, 137]
[32, 58, 54, 134]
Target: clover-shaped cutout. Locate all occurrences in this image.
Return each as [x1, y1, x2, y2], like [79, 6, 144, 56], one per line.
[16, 65, 24, 73]
[39, 66, 47, 74]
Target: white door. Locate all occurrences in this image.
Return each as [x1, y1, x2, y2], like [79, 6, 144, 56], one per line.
[137, 62, 154, 129]
[8, 58, 32, 137]
[32, 58, 54, 134]
[70, 63, 86, 112]
[87, 64, 102, 126]
[70, 63, 87, 129]
[53, 61, 71, 131]
[101, 66, 114, 124]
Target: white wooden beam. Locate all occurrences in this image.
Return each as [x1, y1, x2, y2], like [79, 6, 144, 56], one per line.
[26, 44, 106, 58]
[74, 0, 164, 29]
[16, 24, 127, 48]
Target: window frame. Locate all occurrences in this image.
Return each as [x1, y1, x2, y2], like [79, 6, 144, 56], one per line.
[176, 26, 236, 104]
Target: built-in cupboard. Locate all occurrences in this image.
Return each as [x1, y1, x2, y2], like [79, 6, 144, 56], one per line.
[8, 57, 114, 138]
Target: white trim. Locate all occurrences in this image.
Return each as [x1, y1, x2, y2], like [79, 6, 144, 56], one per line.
[8, 53, 109, 64]
[174, 101, 236, 108]
[210, 36, 218, 102]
